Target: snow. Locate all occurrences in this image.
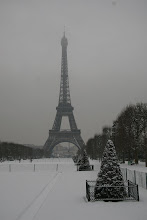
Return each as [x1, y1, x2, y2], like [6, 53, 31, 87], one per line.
[120, 161, 147, 173]
[0, 159, 147, 220]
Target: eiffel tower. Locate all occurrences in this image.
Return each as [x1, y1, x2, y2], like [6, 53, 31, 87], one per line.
[44, 32, 85, 156]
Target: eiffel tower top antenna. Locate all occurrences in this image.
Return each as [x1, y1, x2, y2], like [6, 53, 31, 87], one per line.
[59, 28, 70, 106]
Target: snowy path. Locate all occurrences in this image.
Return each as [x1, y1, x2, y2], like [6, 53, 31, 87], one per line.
[16, 172, 62, 220]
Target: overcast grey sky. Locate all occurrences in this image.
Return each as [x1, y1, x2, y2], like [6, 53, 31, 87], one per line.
[0, 0, 146, 146]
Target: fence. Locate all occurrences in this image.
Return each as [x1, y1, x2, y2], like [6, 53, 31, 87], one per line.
[77, 164, 94, 171]
[0, 163, 75, 172]
[121, 168, 147, 190]
[86, 180, 139, 202]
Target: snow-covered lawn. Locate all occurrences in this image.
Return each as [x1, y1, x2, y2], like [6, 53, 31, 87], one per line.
[0, 159, 147, 220]
[120, 161, 147, 172]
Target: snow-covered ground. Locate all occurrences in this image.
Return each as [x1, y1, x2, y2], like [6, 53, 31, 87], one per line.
[120, 161, 147, 172]
[0, 159, 147, 220]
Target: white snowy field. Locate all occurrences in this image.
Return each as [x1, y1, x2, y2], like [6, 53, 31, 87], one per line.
[0, 159, 147, 220]
[120, 161, 147, 172]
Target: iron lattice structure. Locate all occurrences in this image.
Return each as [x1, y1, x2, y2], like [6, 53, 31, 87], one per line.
[44, 33, 85, 156]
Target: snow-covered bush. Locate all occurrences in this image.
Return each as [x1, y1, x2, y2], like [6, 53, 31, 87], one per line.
[72, 155, 78, 163]
[95, 140, 126, 200]
[79, 150, 91, 171]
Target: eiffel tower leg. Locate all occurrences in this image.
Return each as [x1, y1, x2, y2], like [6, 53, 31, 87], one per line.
[44, 137, 53, 157]
[73, 133, 85, 151]
[68, 112, 78, 130]
[52, 112, 62, 130]
[44, 129, 85, 157]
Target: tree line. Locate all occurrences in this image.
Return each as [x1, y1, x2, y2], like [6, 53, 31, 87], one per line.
[0, 141, 43, 161]
[85, 103, 147, 167]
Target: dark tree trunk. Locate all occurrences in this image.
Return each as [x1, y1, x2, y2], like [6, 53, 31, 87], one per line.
[122, 151, 125, 163]
[145, 151, 147, 167]
[134, 148, 138, 164]
[128, 150, 131, 161]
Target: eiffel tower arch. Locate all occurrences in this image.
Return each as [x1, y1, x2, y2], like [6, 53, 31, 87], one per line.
[44, 33, 85, 156]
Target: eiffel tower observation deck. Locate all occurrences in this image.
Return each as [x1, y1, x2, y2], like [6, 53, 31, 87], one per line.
[44, 32, 85, 156]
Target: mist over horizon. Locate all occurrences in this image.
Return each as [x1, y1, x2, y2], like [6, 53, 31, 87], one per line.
[0, 0, 146, 146]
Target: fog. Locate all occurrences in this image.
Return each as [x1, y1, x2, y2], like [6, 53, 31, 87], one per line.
[0, 0, 146, 146]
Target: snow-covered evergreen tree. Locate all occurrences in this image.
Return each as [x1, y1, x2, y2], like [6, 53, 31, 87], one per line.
[79, 150, 91, 171]
[95, 140, 126, 200]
